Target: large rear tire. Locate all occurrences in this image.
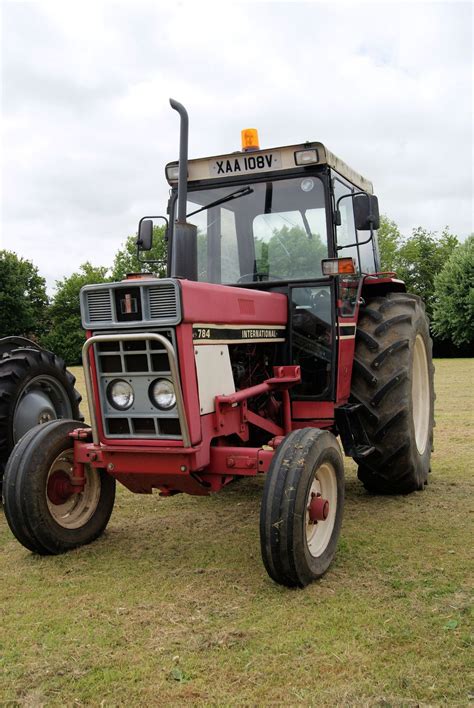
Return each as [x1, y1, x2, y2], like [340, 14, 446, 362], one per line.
[3, 420, 115, 554]
[260, 428, 344, 588]
[351, 292, 435, 494]
[0, 348, 82, 478]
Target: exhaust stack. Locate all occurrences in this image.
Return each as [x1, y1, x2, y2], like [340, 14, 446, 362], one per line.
[169, 98, 197, 280]
[169, 99, 189, 223]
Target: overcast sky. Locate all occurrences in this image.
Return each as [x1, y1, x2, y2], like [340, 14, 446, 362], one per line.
[1, 0, 472, 289]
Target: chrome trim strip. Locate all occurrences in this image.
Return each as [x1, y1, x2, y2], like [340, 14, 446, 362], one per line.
[82, 333, 191, 448]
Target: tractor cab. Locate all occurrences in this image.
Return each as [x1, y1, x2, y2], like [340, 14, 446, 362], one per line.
[163, 138, 380, 285]
[138, 132, 381, 403]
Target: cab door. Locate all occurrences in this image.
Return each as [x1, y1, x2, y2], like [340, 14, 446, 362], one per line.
[289, 281, 336, 401]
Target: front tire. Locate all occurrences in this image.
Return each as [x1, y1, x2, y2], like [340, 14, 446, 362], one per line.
[260, 429, 344, 588]
[3, 420, 115, 554]
[351, 292, 435, 493]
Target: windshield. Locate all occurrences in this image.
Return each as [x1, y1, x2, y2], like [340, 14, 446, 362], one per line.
[171, 176, 328, 284]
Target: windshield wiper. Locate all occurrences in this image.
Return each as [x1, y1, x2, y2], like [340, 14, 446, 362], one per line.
[302, 210, 314, 240]
[186, 186, 253, 218]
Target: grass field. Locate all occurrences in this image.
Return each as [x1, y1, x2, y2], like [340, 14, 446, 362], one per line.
[0, 359, 472, 705]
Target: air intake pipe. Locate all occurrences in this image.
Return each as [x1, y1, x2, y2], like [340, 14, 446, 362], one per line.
[169, 99, 198, 281]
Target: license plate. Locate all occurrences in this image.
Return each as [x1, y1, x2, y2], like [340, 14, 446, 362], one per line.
[209, 151, 281, 177]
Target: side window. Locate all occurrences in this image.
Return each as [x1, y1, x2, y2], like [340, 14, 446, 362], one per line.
[333, 179, 359, 271]
[357, 227, 377, 274]
[334, 176, 378, 274]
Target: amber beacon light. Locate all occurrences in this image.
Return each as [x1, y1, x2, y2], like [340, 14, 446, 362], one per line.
[241, 128, 260, 152]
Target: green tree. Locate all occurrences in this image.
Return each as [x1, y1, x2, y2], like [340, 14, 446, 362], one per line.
[42, 263, 109, 365]
[392, 227, 459, 319]
[377, 216, 402, 271]
[111, 226, 167, 281]
[432, 235, 474, 347]
[256, 225, 327, 279]
[0, 250, 48, 339]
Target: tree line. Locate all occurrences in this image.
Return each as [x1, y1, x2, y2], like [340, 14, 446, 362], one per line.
[0, 219, 472, 364]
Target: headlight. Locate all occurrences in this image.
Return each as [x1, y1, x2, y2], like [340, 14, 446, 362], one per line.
[107, 379, 134, 410]
[150, 379, 176, 410]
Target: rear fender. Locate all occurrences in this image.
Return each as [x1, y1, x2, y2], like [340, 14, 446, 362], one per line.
[0, 336, 43, 357]
[361, 274, 406, 300]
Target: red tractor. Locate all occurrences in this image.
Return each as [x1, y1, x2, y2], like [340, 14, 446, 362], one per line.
[3, 100, 434, 587]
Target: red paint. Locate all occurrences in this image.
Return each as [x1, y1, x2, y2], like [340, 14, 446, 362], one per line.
[47, 471, 77, 505]
[291, 420, 334, 431]
[246, 409, 283, 437]
[180, 280, 288, 325]
[176, 324, 201, 445]
[292, 401, 334, 420]
[282, 390, 292, 434]
[308, 494, 329, 522]
[73, 438, 274, 495]
[336, 332, 357, 403]
[209, 446, 274, 476]
[361, 274, 406, 297]
[216, 366, 300, 407]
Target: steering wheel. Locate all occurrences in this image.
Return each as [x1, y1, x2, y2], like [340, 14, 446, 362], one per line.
[312, 288, 330, 301]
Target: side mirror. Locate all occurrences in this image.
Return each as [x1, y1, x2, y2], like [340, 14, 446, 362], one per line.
[353, 194, 380, 231]
[137, 219, 153, 251]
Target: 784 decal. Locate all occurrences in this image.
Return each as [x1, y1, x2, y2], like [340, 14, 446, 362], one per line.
[193, 325, 286, 344]
[194, 328, 211, 339]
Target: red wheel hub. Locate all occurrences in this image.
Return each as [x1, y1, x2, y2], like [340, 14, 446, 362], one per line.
[47, 470, 74, 506]
[308, 494, 329, 522]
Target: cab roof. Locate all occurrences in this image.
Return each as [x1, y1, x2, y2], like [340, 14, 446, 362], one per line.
[165, 141, 373, 194]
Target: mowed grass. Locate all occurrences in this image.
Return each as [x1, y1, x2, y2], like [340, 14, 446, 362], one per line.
[0, 360, 472, 706]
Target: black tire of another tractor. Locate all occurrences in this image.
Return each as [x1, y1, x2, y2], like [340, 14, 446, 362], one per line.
[351, 292, 435, 494]
[3, 420, 115, 555]
[0, 348, 82, 478]
[260, 428, 345, 588]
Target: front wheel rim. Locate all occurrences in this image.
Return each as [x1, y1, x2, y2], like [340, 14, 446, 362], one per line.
[46, 451, 101, 529]
[412, 334, 430, 455]
[305, 462, 337, 557]
[13, 375, 72, 443]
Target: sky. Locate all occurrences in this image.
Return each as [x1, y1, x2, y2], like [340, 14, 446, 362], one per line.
[1, 0, 472, 290]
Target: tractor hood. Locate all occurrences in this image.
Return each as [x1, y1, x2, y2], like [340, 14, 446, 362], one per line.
[180, 280, 287, 327]
[80, 278, 288, 331]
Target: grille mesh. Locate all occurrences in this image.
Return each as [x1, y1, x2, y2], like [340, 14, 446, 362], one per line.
[87, 290, 113, 322]
[148, 284, 178, 320]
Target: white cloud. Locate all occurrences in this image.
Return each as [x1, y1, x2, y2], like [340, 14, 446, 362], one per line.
[1, 1, 472, 289]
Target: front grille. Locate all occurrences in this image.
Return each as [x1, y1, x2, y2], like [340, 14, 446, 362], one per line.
[80, 279, 181, 329]
[87, 290, 113, 323]
[148, 284, 178, 320]
[94, 330, 181, 439]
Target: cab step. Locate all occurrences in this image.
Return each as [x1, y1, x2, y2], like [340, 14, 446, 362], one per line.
[335, 403, 375, 459]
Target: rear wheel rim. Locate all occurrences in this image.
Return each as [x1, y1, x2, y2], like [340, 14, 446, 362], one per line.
[13, 375, 72, 443]
[46, 450, 101, 529]
[305, 462, 337, 557]
[412, 334, 430, 455]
